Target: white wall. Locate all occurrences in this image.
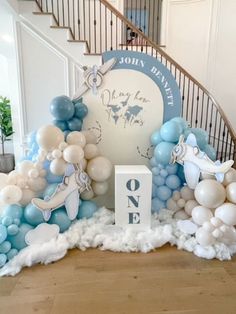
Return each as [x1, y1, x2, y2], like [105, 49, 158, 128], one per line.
[161, 0, 236, 130]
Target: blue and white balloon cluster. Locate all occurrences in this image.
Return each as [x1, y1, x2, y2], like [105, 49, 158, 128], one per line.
[150, 117, 216, 212]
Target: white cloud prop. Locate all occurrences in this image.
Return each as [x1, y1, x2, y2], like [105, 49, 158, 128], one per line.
[25, 223, 60, 245]
[1, 207, 236, 277]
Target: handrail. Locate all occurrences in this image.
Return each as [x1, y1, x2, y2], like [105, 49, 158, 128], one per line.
[34, 0, 236, 162]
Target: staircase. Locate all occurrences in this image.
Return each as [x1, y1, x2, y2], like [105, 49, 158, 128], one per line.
[20, 0, 236, 162]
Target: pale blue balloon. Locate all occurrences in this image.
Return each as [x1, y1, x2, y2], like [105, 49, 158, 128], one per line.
[160, 121, 182, 143]
[0, 254, 7, 267]
[0, 241, 11, 254]
[2, 205, 23, 220]
[154, 142, 175, 166]
[77, 201, 98, 219]
[156, 186, 172, 201]
[150, 157, 157, 167]
[50, 95, 75, 121]
[165, 174, 181, 190]
[171, 117, 189, 132]
[7, 224, 19, 236]
[2, 216, 13, 227]
[152, 184, 158, 198]
[153, 175, 165, 186]
[7, 248, 18, 261]
[46, 172, 63, 184]
[49, 207, 71, 233]
[204, 144, 216, 161]
[160, 169, 168, 178]
[150, 130, 162, 146]
[43, 183, 58, 199]
[151, 198, 166, 213]
[151, 167, 160, 176]
[8, 223, 33, 250]
[24, 204, 44, 226]
[13, 218, 21, 226]
[166, 163, 178, 175]
[0, 225, 7, 245]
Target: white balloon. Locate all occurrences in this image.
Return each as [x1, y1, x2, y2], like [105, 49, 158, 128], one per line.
[87, 156, 112, 182]
[28, 168, 39, 179]
[7, 170, 19, 185]
[66, 131, 86, 148]
[202, 221, 215, 232]
[192, 206, 213, 226]
[194, 179, 226, 208]
[50, 158, 67, 176]
[174, 210, 190, 220]
[28, 177, 47, 192]
[18, 160, 34, 176]
[19, 189, 36, 206]
[215, 203, 236, 226]
[195, 227, 215, 246]
[81, 189, 94, 200]
[226, 182, 236, 203]
[92, 181, 109, 196]
[210, 217, 223, 228]
[0, 185, 22, 204]
[184, 200, 199, 216]
[39, 169, 47, 177]
[84, 144, 99, 160]
[34, 162, 43, 171]
[47, 153, 54, 161]
[58, 141, 68, 151]
[0, 173, 8, 190]
[37, 125, 64, 151]
[63, 145, 84, 164]
[223, 168, 236, 186]
[52, 149, 62, 159]
[16, 176, 27, 189]
[180, 186, 195, 201]
[82, 130, 97, 144]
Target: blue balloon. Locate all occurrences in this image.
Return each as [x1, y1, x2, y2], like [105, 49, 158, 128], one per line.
[204, 144, 216, 161]
[2, 205, 23, 220]
[0, 254, 7, 267]
[7, 224, 19, 236]
[150, 157, 157, 167]
[2, 216, 13, 227]
[160, 121, 182, 143]
[27, 131, 37, 147]
[156, 186, 172, 201]
[49, 207, 71, 233]
[53, 119, 68, 131]
[7, 248, 18, 261]
[152, 184, 158, 198]
[151, 167, 160, 176]
[8, 223, 33, 250]
[165, 174, 181, 190]
[160, 169, 168, 178]
[150, 130, 162, 146]
[171, 117, 189, 131]
[0, 241, 11, 254]
[24, 204, 44, 226]
[0, 225, 7, 245]
[151, 198, 166, 213]
[50, 95, 75, 121]
[74, 102, 88, 119]
[154, 142, 175, 166]
[13, 218, 21, 226]
[166, 163, 178, 175]
[46, 172, 63, 184]
[177, 166, 186, 183]
[67, 117, 82, 131]
[77, 201, 98, 219]
[153, 175, 165, 186]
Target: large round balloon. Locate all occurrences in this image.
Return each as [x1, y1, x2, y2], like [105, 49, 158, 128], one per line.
[77, 201, 98, 219]
[24, 203, 44, 226]
[215, 203, 236, 226]
[49, 207, 71, 233]
[194, 179, 226, 208]
[191, 206, 213, 225]
[0, 185, 22, 204]
[226, 182, 236, 203]
[50, 96, 75, 121]
[154, 142, 175, 166]
[160, 121, 182, 143]
[87, 156, 112, 182]
[36, 125, 64, 151]
[63, 145, 84, 164]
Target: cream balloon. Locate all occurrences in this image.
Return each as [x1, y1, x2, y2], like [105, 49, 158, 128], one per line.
[82, 130, 97, 144]
[28, 168, 39, 179]
[184, 200, 199, 216]
[66, 131, 86, 148]
[180, 186, 195, 201]
[87, 156, 112, 182]
[0, 173, 8, 190]
[202, 221, 215, 232]
[52, 149, 62, 159]
[226, 182, 236, 204]
[28, 177, 47, 192]
[7, 171, 19, 185]
[215, 203, 236, 226]
[174, 210, 190, 220]
[166, 198, 180, 212]
[39, 169, 47, 177]
[223, 168, 236, 186]
[172, 191, 181, 201]
[50, 158, 67, 176]
[19, 189, 36, 206]
[191, 206, 213, 226]
[0, 185, 23, 204]
[195, 227, 215, 246]
[177, 198, 185, 208]
[18, 160, 34, 176]
[92, 181, 109, 196]
[58, 141, 68, 151]
[81, 189, 94, 200]
[36, 125, 64, 151]
[80, 158, 87, 171]
[16, 176, 27, 189]
[84, 144, 99, 160]
[63, 145, 84, 164]
[194, 179, 226, 208]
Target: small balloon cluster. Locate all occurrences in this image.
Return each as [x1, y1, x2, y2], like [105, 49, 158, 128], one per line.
[0, 96, 112, 268]
[150, 117, 216, 212]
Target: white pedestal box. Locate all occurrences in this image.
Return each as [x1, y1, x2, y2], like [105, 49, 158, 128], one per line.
[115, 165, 152, 230]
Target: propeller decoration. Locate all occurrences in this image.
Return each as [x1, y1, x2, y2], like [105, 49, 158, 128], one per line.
[73, 58, 117, 101]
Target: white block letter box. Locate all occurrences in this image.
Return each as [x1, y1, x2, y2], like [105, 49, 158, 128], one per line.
[115, 165, 152, 230]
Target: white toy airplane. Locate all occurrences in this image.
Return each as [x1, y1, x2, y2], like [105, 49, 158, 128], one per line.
[32, 164, 91, 221]
[73, 58, 117, 101]
[171, 133, 234, 189]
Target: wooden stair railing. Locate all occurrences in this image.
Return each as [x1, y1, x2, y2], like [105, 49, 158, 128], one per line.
[34, 0, 236, 162]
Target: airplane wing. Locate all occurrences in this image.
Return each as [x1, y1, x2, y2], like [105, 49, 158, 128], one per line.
[72, 83, 89, 102]
[99, 58, 116, 75]
[65, 190, 80, 220]
[183, 161, 201, 189]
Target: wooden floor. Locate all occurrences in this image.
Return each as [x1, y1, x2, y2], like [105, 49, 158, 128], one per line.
[1, 245, 236, 314]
